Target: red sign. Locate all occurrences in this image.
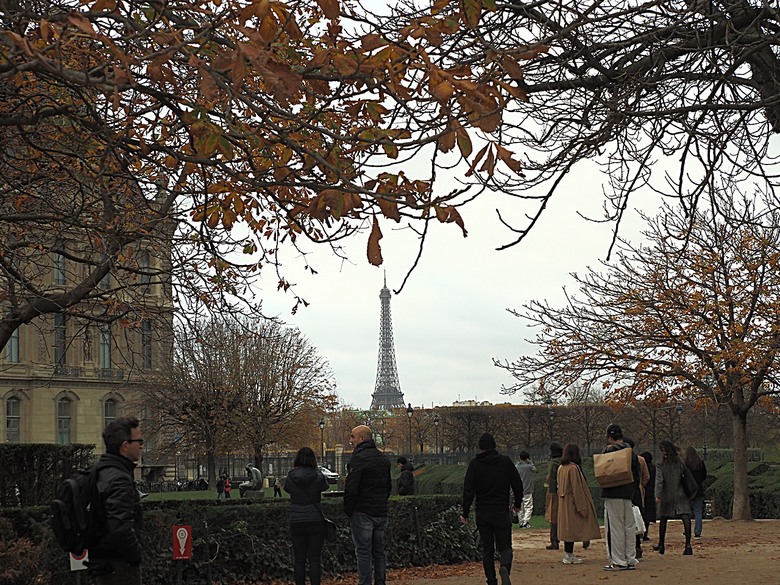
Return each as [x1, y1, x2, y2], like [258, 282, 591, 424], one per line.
[172, 525, 192, 560]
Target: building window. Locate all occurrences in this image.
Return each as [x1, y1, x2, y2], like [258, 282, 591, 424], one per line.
[6, 329, 19, 363]
[140, 252, 151, 294]
[141, 320, 152, 369]
[53, 239, 66, 285]
[54, 315, 67, 369]
[57, 398, 71, 444]
[6, 397, 20, 443]
[99, 325, 112, 369]
[104, 398, 116, 428]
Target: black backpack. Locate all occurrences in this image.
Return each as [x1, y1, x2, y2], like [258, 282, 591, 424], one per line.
[51, 463, 106, 554]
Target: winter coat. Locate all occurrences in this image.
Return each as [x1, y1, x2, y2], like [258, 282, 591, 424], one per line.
[462, 449, 523, 519]
[544, 457, 561, 523]
[689, 462, 707, 499]
[655, 459, 692, 517]
[515, 460, 536, 496]
[642, 463, 657, 523]
[557, 462, 601, 543]
[637, 455, 651, 506]
[600, 442, 641, 501]
[284, 467, 329, 524]
[397, 461, 415, 495]
[344, 439, 391, 517]
[90, 453, 143, 565]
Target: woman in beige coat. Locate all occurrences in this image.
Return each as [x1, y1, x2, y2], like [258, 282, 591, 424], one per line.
[557, 443, 602, 565]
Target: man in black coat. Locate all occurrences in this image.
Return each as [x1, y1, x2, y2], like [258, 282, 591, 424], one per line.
[90, 416, 145, 585]
[344, 425, 391, 585]
[461, 433, 523, 585]
[396, 456, 415, 496]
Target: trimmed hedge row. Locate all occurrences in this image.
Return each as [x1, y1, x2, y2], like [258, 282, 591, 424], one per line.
[0, 495, 478, 585]
[408, 459, 780, 520]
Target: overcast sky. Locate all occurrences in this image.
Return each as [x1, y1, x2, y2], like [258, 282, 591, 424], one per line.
[255, 160, 659, 412]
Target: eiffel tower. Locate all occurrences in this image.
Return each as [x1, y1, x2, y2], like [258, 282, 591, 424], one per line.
[370, 275, 406, 410]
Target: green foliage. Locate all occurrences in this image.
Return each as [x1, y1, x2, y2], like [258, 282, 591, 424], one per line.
[0, 444, 95, 507]
[0, 494, 476, 585]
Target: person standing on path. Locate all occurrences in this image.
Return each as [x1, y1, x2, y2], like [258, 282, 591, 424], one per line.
[654, 440, 693, 555]
[557, 443, 601, 565]
[284, 447, 330, 585]
[544, 443, 563, 550]
[461, 433, 523, 585]
[514, 451, 536, 528]
[344, 425, 392, 585]
[684, 446, 707, 539]
[601, 424, 641, 571]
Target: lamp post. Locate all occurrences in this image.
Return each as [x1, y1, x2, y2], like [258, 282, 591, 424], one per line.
[433, 413, 440, 455]
[406, 403, 413, 455]
[545, 397, 554, 441]
[318, 418, 325, 462]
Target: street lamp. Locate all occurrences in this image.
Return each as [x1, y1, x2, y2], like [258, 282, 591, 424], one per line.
[318, 418, 325, 462]
[406, 403, 413, 455]
[433, 413, 440, 455]
[545, 398, 554, 441]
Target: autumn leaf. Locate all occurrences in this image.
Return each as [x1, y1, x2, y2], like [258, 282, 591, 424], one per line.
[465, 144, 489, 177]
[460, 0, 482, 29]
[456, 126, 472, 158]
[367, 216, 383, 266]
[376, 196, 401, 222]
[317, 0, 340, 21]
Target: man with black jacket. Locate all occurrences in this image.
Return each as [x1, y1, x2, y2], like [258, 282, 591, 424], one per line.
[344, 425, 392, 585]
[90, 416, 144, 584]
[461, 433, 523, 585]
[601, 424, 641, 572]
[396, 457, 415, 495]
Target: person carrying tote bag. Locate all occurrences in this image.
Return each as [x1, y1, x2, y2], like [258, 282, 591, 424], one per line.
[284, 447, 330, 585]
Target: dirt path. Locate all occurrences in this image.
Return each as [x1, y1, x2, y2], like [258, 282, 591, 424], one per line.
[323, 518, 778, 585]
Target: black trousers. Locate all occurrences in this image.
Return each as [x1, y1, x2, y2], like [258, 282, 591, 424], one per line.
[290, 521, 326, 585]
[476, 509, 513, 585]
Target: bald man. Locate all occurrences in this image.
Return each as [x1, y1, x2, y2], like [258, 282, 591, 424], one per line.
[344, 425, 392, 585]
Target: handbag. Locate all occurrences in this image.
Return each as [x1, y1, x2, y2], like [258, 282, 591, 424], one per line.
[681, 463, 699, 499]
[632, 505, 645, 535]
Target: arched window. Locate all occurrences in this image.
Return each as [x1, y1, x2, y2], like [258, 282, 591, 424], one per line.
[57, 397, 71, 444]
[104, 398, 117, 428]
[6, 397, 20, 443]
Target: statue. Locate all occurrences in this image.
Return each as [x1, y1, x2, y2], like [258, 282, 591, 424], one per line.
[239, 464, 262, 497]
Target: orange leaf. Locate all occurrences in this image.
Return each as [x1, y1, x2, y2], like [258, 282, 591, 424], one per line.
[66, 13, 96, 36]
[377, 197, 401, 222]
[367, 216, 384, 266]
[465, 144, 489, 177]
[361, 33, 386, 51]
[316, 0, 340, 20]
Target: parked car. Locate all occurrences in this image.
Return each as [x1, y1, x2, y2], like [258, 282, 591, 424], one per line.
[319, 466, 339, 484]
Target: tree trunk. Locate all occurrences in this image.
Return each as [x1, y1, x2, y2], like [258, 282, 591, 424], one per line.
[731, 410, 752, 520]
[207, 450, 216, 489]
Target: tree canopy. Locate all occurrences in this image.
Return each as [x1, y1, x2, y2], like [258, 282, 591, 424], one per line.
[498, 192, 780, 519]
[0, 0, 533, 351]
[408, 0, 780, 248]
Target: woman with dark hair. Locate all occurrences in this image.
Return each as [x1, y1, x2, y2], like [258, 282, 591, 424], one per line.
[284, 447, 329, 585]
[544, 443, 564, 550]
[684, 446, 707, 538]
[653, 440, 693, 555]
[556, 443, 601, 565]
[639, 451, 656, 542]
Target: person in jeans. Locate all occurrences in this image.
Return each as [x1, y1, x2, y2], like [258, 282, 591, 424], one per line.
[544, 443, 563, 550]
[601, 423, 641, 571]
[684, 446, 707, 538]
[344, 425, 391, 585]
[514, 451, 536, 528]
[284, 447, 330, 585]
[461, 433, 523, 585]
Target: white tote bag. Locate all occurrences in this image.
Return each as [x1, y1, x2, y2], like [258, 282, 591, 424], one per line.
[632, 505, 645, 535]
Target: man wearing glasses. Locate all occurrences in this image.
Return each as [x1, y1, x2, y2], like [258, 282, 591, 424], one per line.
[90, 416, 145, 584]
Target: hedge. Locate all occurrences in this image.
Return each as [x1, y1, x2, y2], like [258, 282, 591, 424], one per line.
[0, 495, 478, 585]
